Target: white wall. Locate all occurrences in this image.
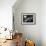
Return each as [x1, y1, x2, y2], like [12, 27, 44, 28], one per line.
[0, 0, 16, 29]
[13, 0, 41, 46]
[13, 0, 46, 46]
[41, 0, 46, 46]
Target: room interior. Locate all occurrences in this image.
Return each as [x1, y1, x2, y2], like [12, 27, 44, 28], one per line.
[0, 0, 46, 46]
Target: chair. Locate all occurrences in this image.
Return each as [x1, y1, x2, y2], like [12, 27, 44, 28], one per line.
[14, 33, 23, 46]
[25, 40, 35, 46]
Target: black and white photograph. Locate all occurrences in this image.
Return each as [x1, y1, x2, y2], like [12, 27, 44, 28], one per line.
[21, 13, 36, 25]
[23, 15, 33, 22]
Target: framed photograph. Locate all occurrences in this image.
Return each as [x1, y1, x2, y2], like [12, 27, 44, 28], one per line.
[21, 13, 36, 25]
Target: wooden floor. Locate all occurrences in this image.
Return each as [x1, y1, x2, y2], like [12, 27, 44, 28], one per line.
[0, 39, 16, 46]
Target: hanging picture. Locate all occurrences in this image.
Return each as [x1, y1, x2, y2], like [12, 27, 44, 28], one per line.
[21, 13, 36, 25]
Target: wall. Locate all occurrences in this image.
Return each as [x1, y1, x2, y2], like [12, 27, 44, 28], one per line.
[13, 0, 41, 46]
[41, 0, 46, 46]
[0, 0, 16, 30]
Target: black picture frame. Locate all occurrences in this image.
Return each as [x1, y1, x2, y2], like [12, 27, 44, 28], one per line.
[21, 13, 36, 25]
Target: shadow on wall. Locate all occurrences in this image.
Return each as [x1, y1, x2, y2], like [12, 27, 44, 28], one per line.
[23, 33, 41, 46]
